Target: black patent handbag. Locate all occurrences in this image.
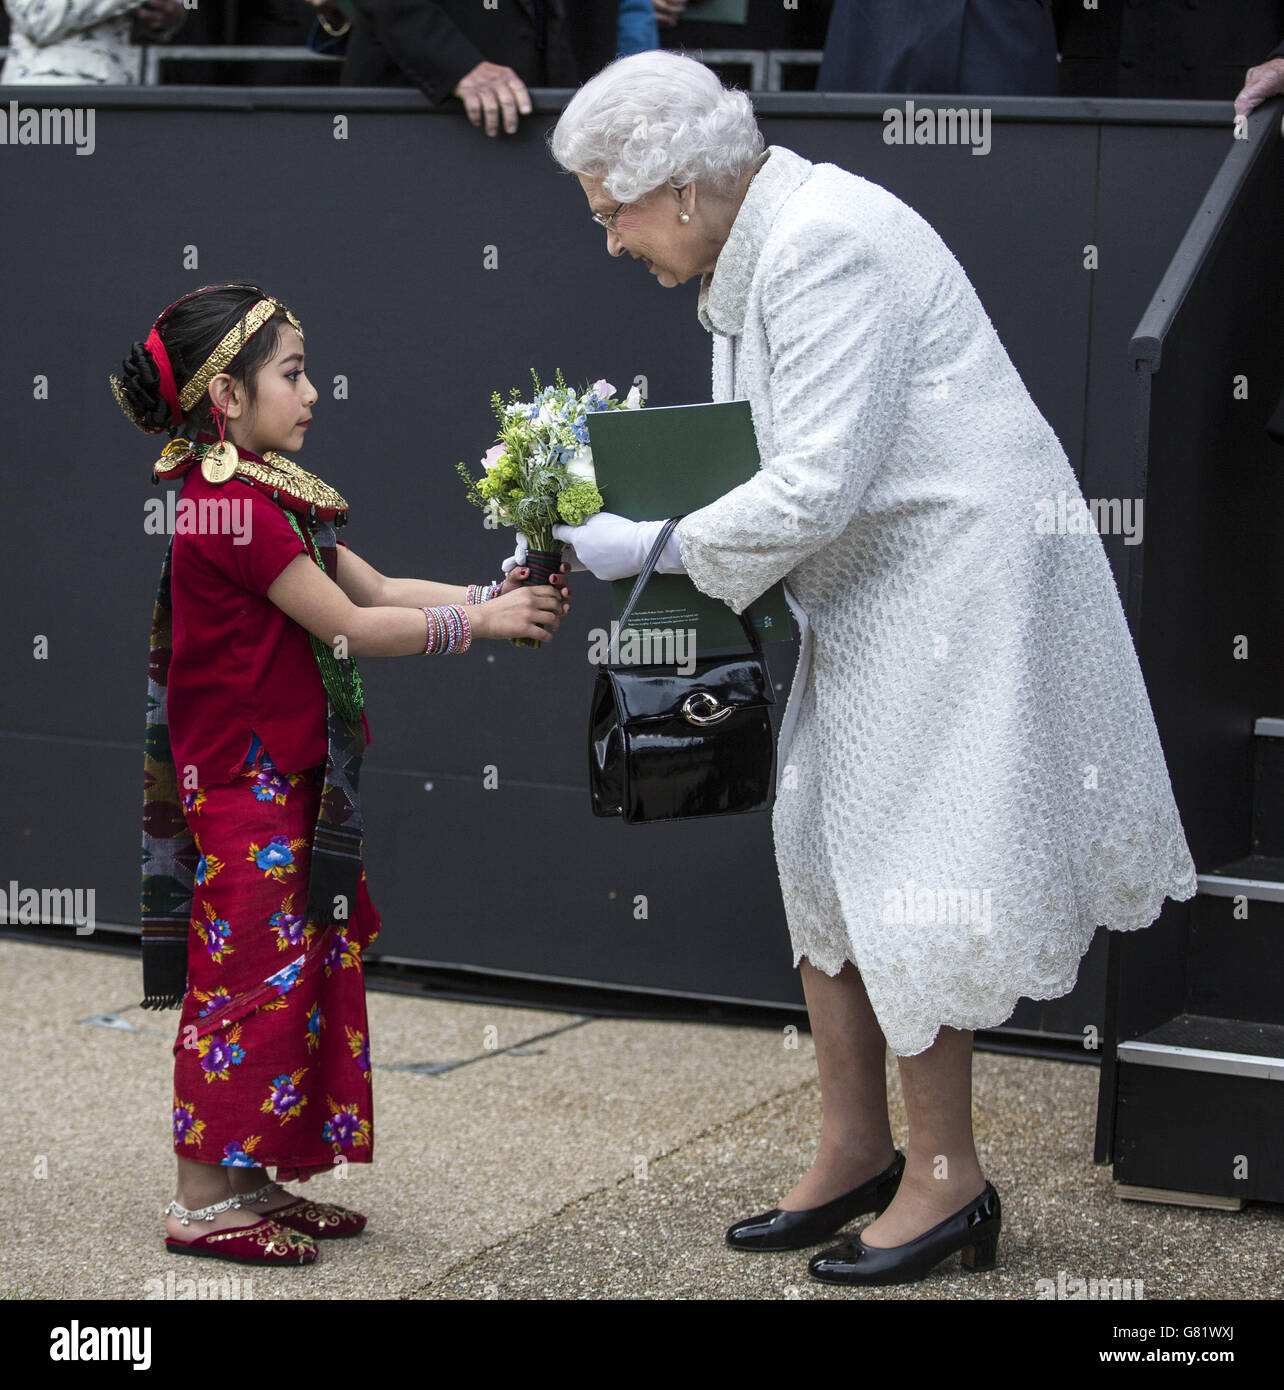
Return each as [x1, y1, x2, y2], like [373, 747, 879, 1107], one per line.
[588, 516, 776, 823]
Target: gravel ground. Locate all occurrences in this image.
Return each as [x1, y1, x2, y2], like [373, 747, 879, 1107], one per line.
[2, 938, 1279, 1303]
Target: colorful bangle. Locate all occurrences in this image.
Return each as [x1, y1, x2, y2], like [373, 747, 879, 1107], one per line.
[420, 604, 472, 654]
[454, 603, 473, 652]
[465, 581, 503, 604]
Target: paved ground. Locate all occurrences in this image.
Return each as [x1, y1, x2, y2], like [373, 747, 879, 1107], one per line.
[2, 938, 1280, 1301]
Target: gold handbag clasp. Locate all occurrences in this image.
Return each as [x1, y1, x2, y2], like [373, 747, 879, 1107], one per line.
[681, 691, 734, 726]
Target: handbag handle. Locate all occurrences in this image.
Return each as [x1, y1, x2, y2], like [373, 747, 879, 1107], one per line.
[617, 516, 764, 655]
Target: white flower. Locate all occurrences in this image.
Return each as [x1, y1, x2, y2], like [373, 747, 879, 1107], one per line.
[625, 385, 643, 409]
[566, 449, 597, 484]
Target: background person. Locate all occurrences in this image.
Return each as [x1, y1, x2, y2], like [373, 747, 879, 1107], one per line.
[339, 0, 616, 137]
[1, 0, 185, 84]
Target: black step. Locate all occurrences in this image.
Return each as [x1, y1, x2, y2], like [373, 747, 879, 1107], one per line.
[1120, 1012, 1284, 1077]
[1250, 717, 1284, 858]
[1206, 855, 1284, 883]
[1113, 1013, 1284, 1200]
[1186, 890, 1284, 1025]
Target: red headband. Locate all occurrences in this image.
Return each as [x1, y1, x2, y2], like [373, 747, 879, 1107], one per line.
[142, 283, 266, 432]
[144, 327, 183, 431]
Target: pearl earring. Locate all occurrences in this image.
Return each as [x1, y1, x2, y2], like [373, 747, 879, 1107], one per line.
[679, 211, 690, 223]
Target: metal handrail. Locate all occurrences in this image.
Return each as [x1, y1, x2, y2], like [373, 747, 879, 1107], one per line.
[0, 43, 825, 90]
[142, 44, 342, 87]
[765, 50, 824, 91]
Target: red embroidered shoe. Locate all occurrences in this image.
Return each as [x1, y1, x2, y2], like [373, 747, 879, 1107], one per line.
[269, 1197, 367, 1239]
[164, 1216, 318, 1265]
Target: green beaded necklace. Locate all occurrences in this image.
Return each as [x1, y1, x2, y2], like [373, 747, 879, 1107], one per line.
[280, 508, 365, 724]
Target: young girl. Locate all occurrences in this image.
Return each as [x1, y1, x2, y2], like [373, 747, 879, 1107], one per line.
[111, 282, 569, 1265]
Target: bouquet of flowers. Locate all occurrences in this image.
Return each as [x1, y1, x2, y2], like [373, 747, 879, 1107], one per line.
[457, 369, 643, 646]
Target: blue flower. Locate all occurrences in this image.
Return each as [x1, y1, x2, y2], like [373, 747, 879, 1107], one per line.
[266, 957, 303, 995]
[254, 836, 295, 872]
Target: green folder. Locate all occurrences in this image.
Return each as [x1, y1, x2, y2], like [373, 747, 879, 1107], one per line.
[585, 401, 795, 651]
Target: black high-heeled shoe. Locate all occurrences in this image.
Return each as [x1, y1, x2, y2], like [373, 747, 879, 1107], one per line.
[807, 1180, 1000, 1286]
[725, 1151, 906, 1252]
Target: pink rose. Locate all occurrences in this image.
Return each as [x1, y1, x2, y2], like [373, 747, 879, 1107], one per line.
[481, 443, 506, 469]
[592, 379, 616, 400]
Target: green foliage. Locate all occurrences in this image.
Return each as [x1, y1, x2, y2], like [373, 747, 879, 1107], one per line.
[557, 480, 604, 527]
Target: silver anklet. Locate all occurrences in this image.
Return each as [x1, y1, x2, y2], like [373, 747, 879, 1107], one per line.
[163, 1194, 241, 1226]
[232, 1181, 279, 1207]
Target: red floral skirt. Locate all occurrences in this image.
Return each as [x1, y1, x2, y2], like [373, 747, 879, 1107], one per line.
[170, 737, 380, 1171]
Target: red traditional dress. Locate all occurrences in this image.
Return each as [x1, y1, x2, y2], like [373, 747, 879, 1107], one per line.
[164, 454, 380, 1172]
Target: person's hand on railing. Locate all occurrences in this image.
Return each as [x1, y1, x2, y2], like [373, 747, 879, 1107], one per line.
[134, 0, 187, 43]
[1234, 56, 1284, 118]
[653, 0, 689, 28]
[453, 61, 533, 136]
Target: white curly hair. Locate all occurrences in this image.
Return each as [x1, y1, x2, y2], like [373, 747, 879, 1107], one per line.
[548, 50, 764, 203]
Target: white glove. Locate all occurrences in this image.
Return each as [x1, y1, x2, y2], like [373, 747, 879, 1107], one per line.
[500, 530, 528, 576]
[551, 512, 687, 582]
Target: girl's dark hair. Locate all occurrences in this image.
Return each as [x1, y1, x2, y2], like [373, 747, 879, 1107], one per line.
[114, 283, 297, 436]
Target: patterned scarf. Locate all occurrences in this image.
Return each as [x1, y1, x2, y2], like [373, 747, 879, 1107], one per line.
[140, 447, 365, 1010]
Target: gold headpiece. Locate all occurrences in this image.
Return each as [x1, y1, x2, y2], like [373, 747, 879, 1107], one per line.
[180, 299, 304, 412]
[109, 373, 150, 433]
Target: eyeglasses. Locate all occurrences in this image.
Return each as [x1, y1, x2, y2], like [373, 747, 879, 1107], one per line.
[591, 202, 626, 230]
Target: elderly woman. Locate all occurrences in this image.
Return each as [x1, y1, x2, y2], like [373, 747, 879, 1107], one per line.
[545, 51, 1197, 1287]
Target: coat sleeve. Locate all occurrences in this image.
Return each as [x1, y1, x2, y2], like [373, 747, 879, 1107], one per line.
[676, 221, 917, 614]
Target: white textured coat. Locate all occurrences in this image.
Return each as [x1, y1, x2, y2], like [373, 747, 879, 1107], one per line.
[675, 145, 1197, 1055]
[2, 1, 140, 84]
